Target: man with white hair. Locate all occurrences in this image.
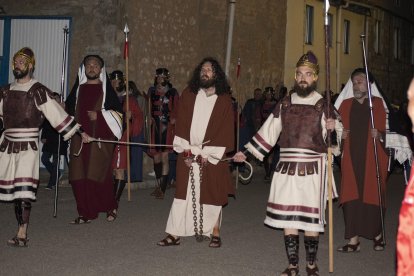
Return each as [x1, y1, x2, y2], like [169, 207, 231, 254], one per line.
[335, 68, 388, 253]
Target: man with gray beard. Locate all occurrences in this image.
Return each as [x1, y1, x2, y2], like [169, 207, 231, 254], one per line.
[234, 51, 343, 276]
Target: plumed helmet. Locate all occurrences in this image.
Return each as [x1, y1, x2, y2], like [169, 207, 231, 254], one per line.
[155, 68, 170, 79]
[296, 51, 319, 75]
[13, 47, 36, 70]
[109, 70, 124, 81]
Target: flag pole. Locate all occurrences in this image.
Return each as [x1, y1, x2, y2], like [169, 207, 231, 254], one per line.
[124, 23, 132, 201]
[323, 1, 334, 273]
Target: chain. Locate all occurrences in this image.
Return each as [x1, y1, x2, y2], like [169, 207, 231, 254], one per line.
[189, 157, 205, 242]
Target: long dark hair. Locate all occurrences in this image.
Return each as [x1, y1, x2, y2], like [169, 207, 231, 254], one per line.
[188, 57, 230, 95]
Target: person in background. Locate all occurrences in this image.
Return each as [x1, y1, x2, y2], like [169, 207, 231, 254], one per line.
[41, 92, 69, 190]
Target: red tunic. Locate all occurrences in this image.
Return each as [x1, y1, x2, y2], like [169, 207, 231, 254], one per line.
[69, 84, 117, 220]
[112, 95, 144, 169]
[397, 166, 414, 275]
[338, 97, 388, 206]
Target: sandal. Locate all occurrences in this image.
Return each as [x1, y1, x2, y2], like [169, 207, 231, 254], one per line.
[106, 209, 117, 222]
[157, 234, 180, 246]
[306, 264, 319, 276]
[280, 266, 299, 276]
[150, 187, 161, 196]
[155, 191, 164, 200]
[337, 242, 360, 253]
[209, 235, 221, 248]
[69, 216, 91, 225]
[7, 236, 29, 247]
[373, 235, 385, 251]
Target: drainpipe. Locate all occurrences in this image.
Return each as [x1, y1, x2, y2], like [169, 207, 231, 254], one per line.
[336, 0, 350, 93]
[225, 0, 236, 76]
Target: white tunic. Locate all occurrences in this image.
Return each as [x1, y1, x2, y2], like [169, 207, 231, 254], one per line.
[0, 79, 79, 201]
[165, 89, 224, 237]
[246, 92, 342, 232]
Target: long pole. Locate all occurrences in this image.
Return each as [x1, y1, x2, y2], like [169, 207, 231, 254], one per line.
[323, 1, 334, 272]
[224, 0, 236, 76]
[54, 25, 69, 218]
[360, 34, 386, 245]
[235, 57, 241, 188]
[124, 24, 132, 201]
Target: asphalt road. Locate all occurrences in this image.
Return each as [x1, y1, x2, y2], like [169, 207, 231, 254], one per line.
[0, 166, 405, 275]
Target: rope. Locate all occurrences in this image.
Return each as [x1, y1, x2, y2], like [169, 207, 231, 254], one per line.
[73, 137, 254, 181]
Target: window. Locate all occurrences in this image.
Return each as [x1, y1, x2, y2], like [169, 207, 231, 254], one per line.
[374, 20, 381, 54]
[393, 27, 400, 59]
[343, 20, 350, 54]
[328, 13, 333, 47]
[305, 5, 314, 45]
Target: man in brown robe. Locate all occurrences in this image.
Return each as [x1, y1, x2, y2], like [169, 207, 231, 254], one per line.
[335, 68, 388, 252]
[157, 57, 235, 248]
[66, 55, 123, 224]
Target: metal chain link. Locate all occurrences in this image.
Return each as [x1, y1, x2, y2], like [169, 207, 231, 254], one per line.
[189, 157, 205, 242]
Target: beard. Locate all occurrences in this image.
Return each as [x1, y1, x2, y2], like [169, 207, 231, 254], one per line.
[200, 75, 215, 89]
[294, 81, 317, 97]
[13, 68, 29, 79]
[86, 72, 100, 80]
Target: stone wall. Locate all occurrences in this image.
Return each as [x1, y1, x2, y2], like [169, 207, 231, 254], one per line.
[2, 0, 287, 106]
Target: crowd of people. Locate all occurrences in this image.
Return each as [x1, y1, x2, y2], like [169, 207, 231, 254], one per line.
[1, 46, 414, 276]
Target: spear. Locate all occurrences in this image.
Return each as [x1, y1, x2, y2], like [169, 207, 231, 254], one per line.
[323, 0, 334, 272]
[53, 25, 69, 218]
[235, 57, 241, 188]
[361, 34, 386, 245]
[124, 23, 132, 201]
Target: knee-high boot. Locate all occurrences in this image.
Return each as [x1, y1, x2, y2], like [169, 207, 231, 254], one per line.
[284, 234, 299, 267]
[150, 162, 163, 196]
[304, 235, 319, 275]
[114, 179, 126, 202]
[8, 200, 31, 247]
[156, 175, 168, 199]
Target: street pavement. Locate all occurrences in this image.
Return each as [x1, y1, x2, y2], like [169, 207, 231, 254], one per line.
[0, 165, 404, 276]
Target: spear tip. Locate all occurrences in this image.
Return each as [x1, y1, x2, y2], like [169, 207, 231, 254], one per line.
[124, 23, 129, 34]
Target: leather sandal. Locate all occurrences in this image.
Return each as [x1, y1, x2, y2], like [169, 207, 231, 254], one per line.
[157, 234, 180, 246]
[337, 242, 360, 253]
[155, 191, 164, 200]
[209, 235, 221, 248]
[106, 209, 117, 222]
[280, 266, 299, 276]
[69, 216, 91, 225]
[373, 235, 385, 251]
[7, 236, 29, 247]
[306, 264, 319, 276]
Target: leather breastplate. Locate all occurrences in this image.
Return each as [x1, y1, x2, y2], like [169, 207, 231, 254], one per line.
[2, 87, 44, 129]
[278, 97, 327, 153]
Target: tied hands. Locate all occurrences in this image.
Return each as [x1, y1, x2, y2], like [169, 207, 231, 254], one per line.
[183, 150, 208, 167]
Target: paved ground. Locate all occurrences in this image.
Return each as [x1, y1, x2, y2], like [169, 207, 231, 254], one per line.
[0, 165, 405, 276]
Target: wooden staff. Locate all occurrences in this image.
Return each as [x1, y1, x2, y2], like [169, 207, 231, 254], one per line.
[323, 0, 334, 273]
[124, 23, 132, 201]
